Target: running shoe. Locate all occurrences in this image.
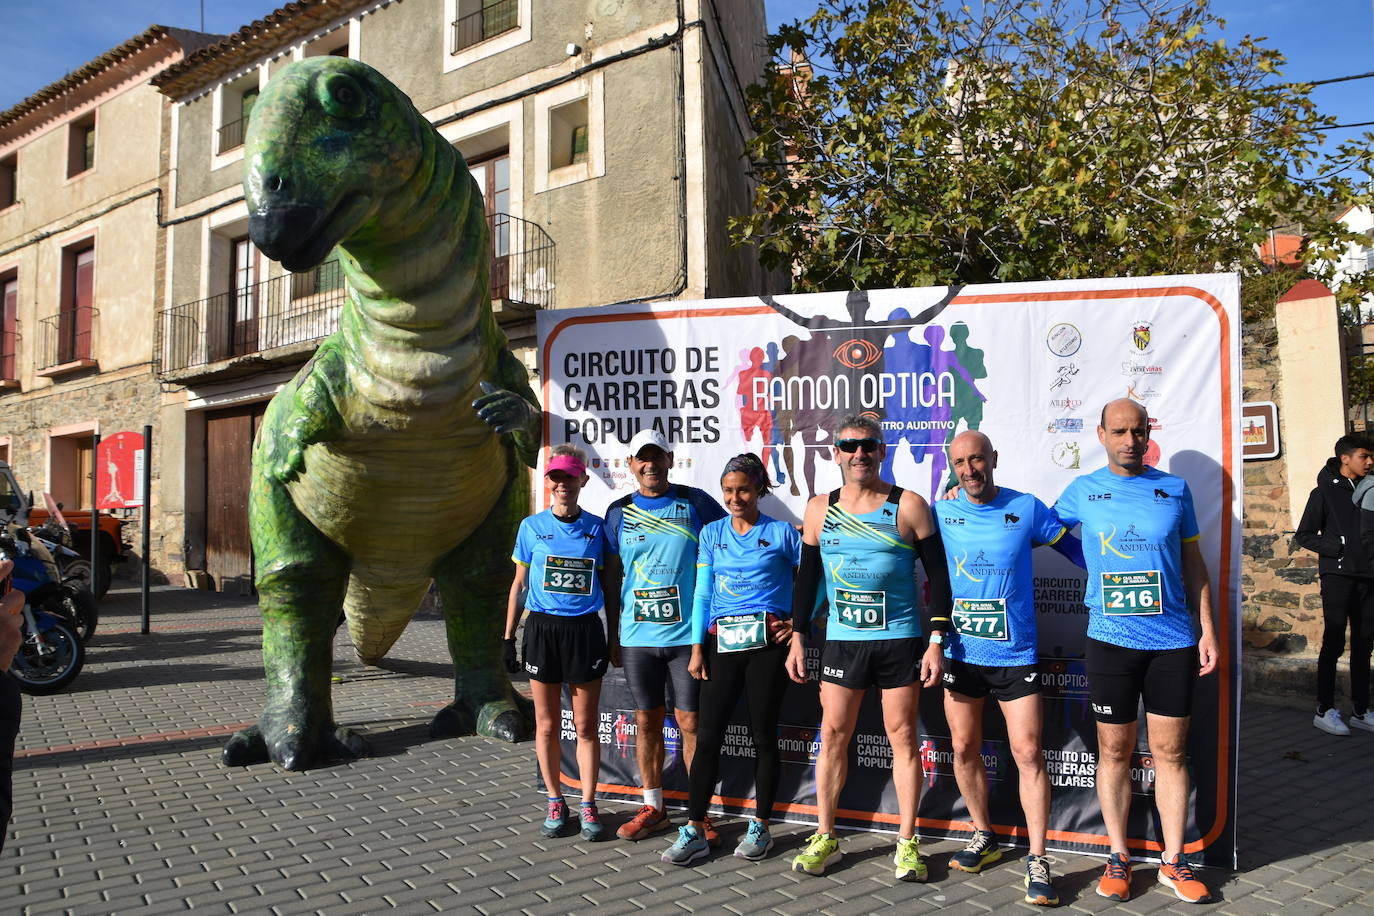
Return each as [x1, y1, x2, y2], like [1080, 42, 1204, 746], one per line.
[1096, 852, 1132, 901]
[893, 835, 928, 883]
[661, 824, 710, 866]
[950, 829, 1002, 873]
[616, 804, 670, 841]
[1314, 708, 1351, 735]
[791, 832, 842, 875]
[1349, 711, 1374, 733]
[579, 804, 603, 842]
[1024, 854, 1059, 906]
[734, 820, 774, 861]
[1158, 854, 1212, 904]
[540, 798, 569, 838]
[702, 814, 722, 847]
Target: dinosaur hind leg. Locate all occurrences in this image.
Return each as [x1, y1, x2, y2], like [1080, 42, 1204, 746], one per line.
[429, 460, 532, 743]
[223, 471, 367, 770]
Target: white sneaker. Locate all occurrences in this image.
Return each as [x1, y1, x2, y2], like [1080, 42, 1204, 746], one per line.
[1349, 711, 1374, 733]
[1314, 708, 1351, 736]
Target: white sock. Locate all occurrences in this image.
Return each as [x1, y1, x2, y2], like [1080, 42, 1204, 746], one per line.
[644, 787, 663, 810]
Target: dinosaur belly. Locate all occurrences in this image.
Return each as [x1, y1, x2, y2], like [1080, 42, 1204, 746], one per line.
[287, 429, 508, 571]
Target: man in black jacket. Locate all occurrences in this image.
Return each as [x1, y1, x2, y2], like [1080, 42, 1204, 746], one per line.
[1295, 435, 1374, 735]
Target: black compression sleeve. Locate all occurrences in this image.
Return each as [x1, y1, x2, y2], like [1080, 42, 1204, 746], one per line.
[792, 542, 822, 636]
[915, 530, 952, 634]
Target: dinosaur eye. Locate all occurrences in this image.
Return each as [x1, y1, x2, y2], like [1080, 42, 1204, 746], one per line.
[318, 72, 366, 119]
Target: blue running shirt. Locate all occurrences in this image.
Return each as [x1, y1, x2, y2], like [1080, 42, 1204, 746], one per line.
[1054, 466, 1201, 650]
[818, 489, 920, 642]
[691, 514, 801, 644]
[605, 485, 726, 648]
[933, 488, 1067, 666]
[512, 509, 608, 617]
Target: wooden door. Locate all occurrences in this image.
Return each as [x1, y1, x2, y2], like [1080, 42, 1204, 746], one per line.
[205, 402, 267, 594]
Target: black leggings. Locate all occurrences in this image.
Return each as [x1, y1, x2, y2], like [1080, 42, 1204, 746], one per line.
[688, 640, 788, 822]
[1318, 574, 1374, 713]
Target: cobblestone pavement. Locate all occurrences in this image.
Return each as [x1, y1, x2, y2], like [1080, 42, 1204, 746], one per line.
[0, 587, 1371, 914]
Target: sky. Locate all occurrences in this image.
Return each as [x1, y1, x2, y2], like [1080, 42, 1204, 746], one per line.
[1, 0, 1370, 141]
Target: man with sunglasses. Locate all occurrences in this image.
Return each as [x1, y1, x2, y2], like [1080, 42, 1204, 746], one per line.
[785, 415, 952, 882]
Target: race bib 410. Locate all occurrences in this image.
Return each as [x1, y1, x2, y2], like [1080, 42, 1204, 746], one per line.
[834, 588, 887, 630]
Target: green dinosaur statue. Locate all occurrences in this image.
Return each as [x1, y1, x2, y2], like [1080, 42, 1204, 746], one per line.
[222, 57, 540, 771]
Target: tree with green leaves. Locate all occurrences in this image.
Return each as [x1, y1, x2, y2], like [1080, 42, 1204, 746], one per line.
[733, 0, 1374, 318]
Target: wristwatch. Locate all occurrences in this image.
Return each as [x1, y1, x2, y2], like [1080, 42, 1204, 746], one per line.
[928, 631, 945, 647]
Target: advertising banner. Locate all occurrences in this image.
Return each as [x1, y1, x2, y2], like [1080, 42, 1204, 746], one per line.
[536, 275, 1240, 865]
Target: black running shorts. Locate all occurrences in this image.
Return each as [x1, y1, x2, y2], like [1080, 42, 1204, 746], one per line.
[820, 637, 923, 690]
[522, 611, 609, 685]
[1085, 637, 1197, 723]
[942, 659, 1041, 702]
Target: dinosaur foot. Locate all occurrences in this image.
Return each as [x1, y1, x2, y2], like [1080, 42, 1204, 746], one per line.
[430, 693, 532, 743]
[222, 722, 371, 770]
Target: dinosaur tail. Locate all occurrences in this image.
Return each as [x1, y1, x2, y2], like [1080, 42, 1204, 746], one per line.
[342, 571, 431, 664]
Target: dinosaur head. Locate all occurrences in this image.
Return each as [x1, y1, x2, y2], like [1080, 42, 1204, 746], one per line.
[243, 58, 424, 272]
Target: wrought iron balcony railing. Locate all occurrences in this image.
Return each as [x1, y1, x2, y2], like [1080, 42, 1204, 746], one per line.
[156, 213, 554, 376]
[452, 0, 519, 53]
[217, 116, 247, 154]
[37, 307, 96, 371]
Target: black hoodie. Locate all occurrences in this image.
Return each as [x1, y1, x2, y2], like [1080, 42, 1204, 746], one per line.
[1294, 457, 1373, 578]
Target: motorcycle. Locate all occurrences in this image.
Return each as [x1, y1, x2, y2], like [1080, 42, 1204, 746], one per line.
[25, 502, 99, 645]
[0, 527, 85, 695]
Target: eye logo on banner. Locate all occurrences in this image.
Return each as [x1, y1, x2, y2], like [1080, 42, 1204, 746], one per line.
[834, 338, 882, 369]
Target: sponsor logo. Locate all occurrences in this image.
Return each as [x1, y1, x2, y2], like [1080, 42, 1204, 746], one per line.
[592, 458, 602, 468]
[942, 672, 955, 684]
[1004, 512, 1021, 526]
[1154, 488, 1170, 501]
[882, 506, 894, 517]
[1121, 361, 1163, 376]
[1143, 438, 1161, 468]
[1049, 397, 1083, 411]
[943, 517, 966, 526]
[1046, 417, 1084, 434]
[759, 539, 771, 548]
[1092, 702, 1113, 715]
[1087, 492, 1112, 501]
[1023, 673, 1037, 683]
[1051, 442, 1081, 469]
[823, 665, 845, 678]
[1046, 322, 1083, 357]
[1131, 320, 1154, 354]
[1148, 416, 1162, 430]
[525, 663, 540, 674]
[1050, 363, 1080, 391]
[537, 532, 554, 540]
[1126, 380, 1162, 401]
[834, 337, 883, 369]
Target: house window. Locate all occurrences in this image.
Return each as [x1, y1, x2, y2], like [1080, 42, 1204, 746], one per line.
[67, 115, 95, 178]
[534, 74, 604, 193]
[453, 0, 519, 52]
[0, 271, 16, 382]
[548, 100, 589, 171]
[290, 259, 344, 299]
[302, 25, 353, 58]
[59, 242, 95, 364]
[0, 155, 15, 209]
[469, 151, 512, 297]
[218, 85, 257, 154]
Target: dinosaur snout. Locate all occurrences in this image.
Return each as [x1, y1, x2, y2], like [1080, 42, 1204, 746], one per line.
[250, 205, 330, 272]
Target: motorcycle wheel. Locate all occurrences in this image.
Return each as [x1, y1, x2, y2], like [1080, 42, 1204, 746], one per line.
[59, 584, 98, 645]
[60, 558, 111, 598]
[11, 620, 85, 695]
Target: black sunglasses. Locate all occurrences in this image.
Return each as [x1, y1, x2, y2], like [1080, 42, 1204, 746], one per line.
[836, 437, 881, 453]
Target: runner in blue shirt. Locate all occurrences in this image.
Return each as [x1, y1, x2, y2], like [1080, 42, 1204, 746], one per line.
[785, 415, 953, 883]
[503, 445, 612, 843]
[603, 428, 726, 843]
[1054, 399, 1217, 905]
[659, 454, 799, 867]
[934, 430, 1083, 906]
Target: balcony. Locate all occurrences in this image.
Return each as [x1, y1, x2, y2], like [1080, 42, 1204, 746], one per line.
[452, 0, 518, 53]
[36, 307, 98, 378]
[217, 116, 247, 155]
[156, 213, 554, 381]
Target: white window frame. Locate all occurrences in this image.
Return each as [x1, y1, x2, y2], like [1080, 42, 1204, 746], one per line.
[436, 99, 525, 224]
[210, 66, 268, 172]
[534, 73, 605, 194]
[442, 0, 532, 74]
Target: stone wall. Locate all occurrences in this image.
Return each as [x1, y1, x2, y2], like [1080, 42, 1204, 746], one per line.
[1, 369, 175, 586]
[1240, 314, 1329, 699]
